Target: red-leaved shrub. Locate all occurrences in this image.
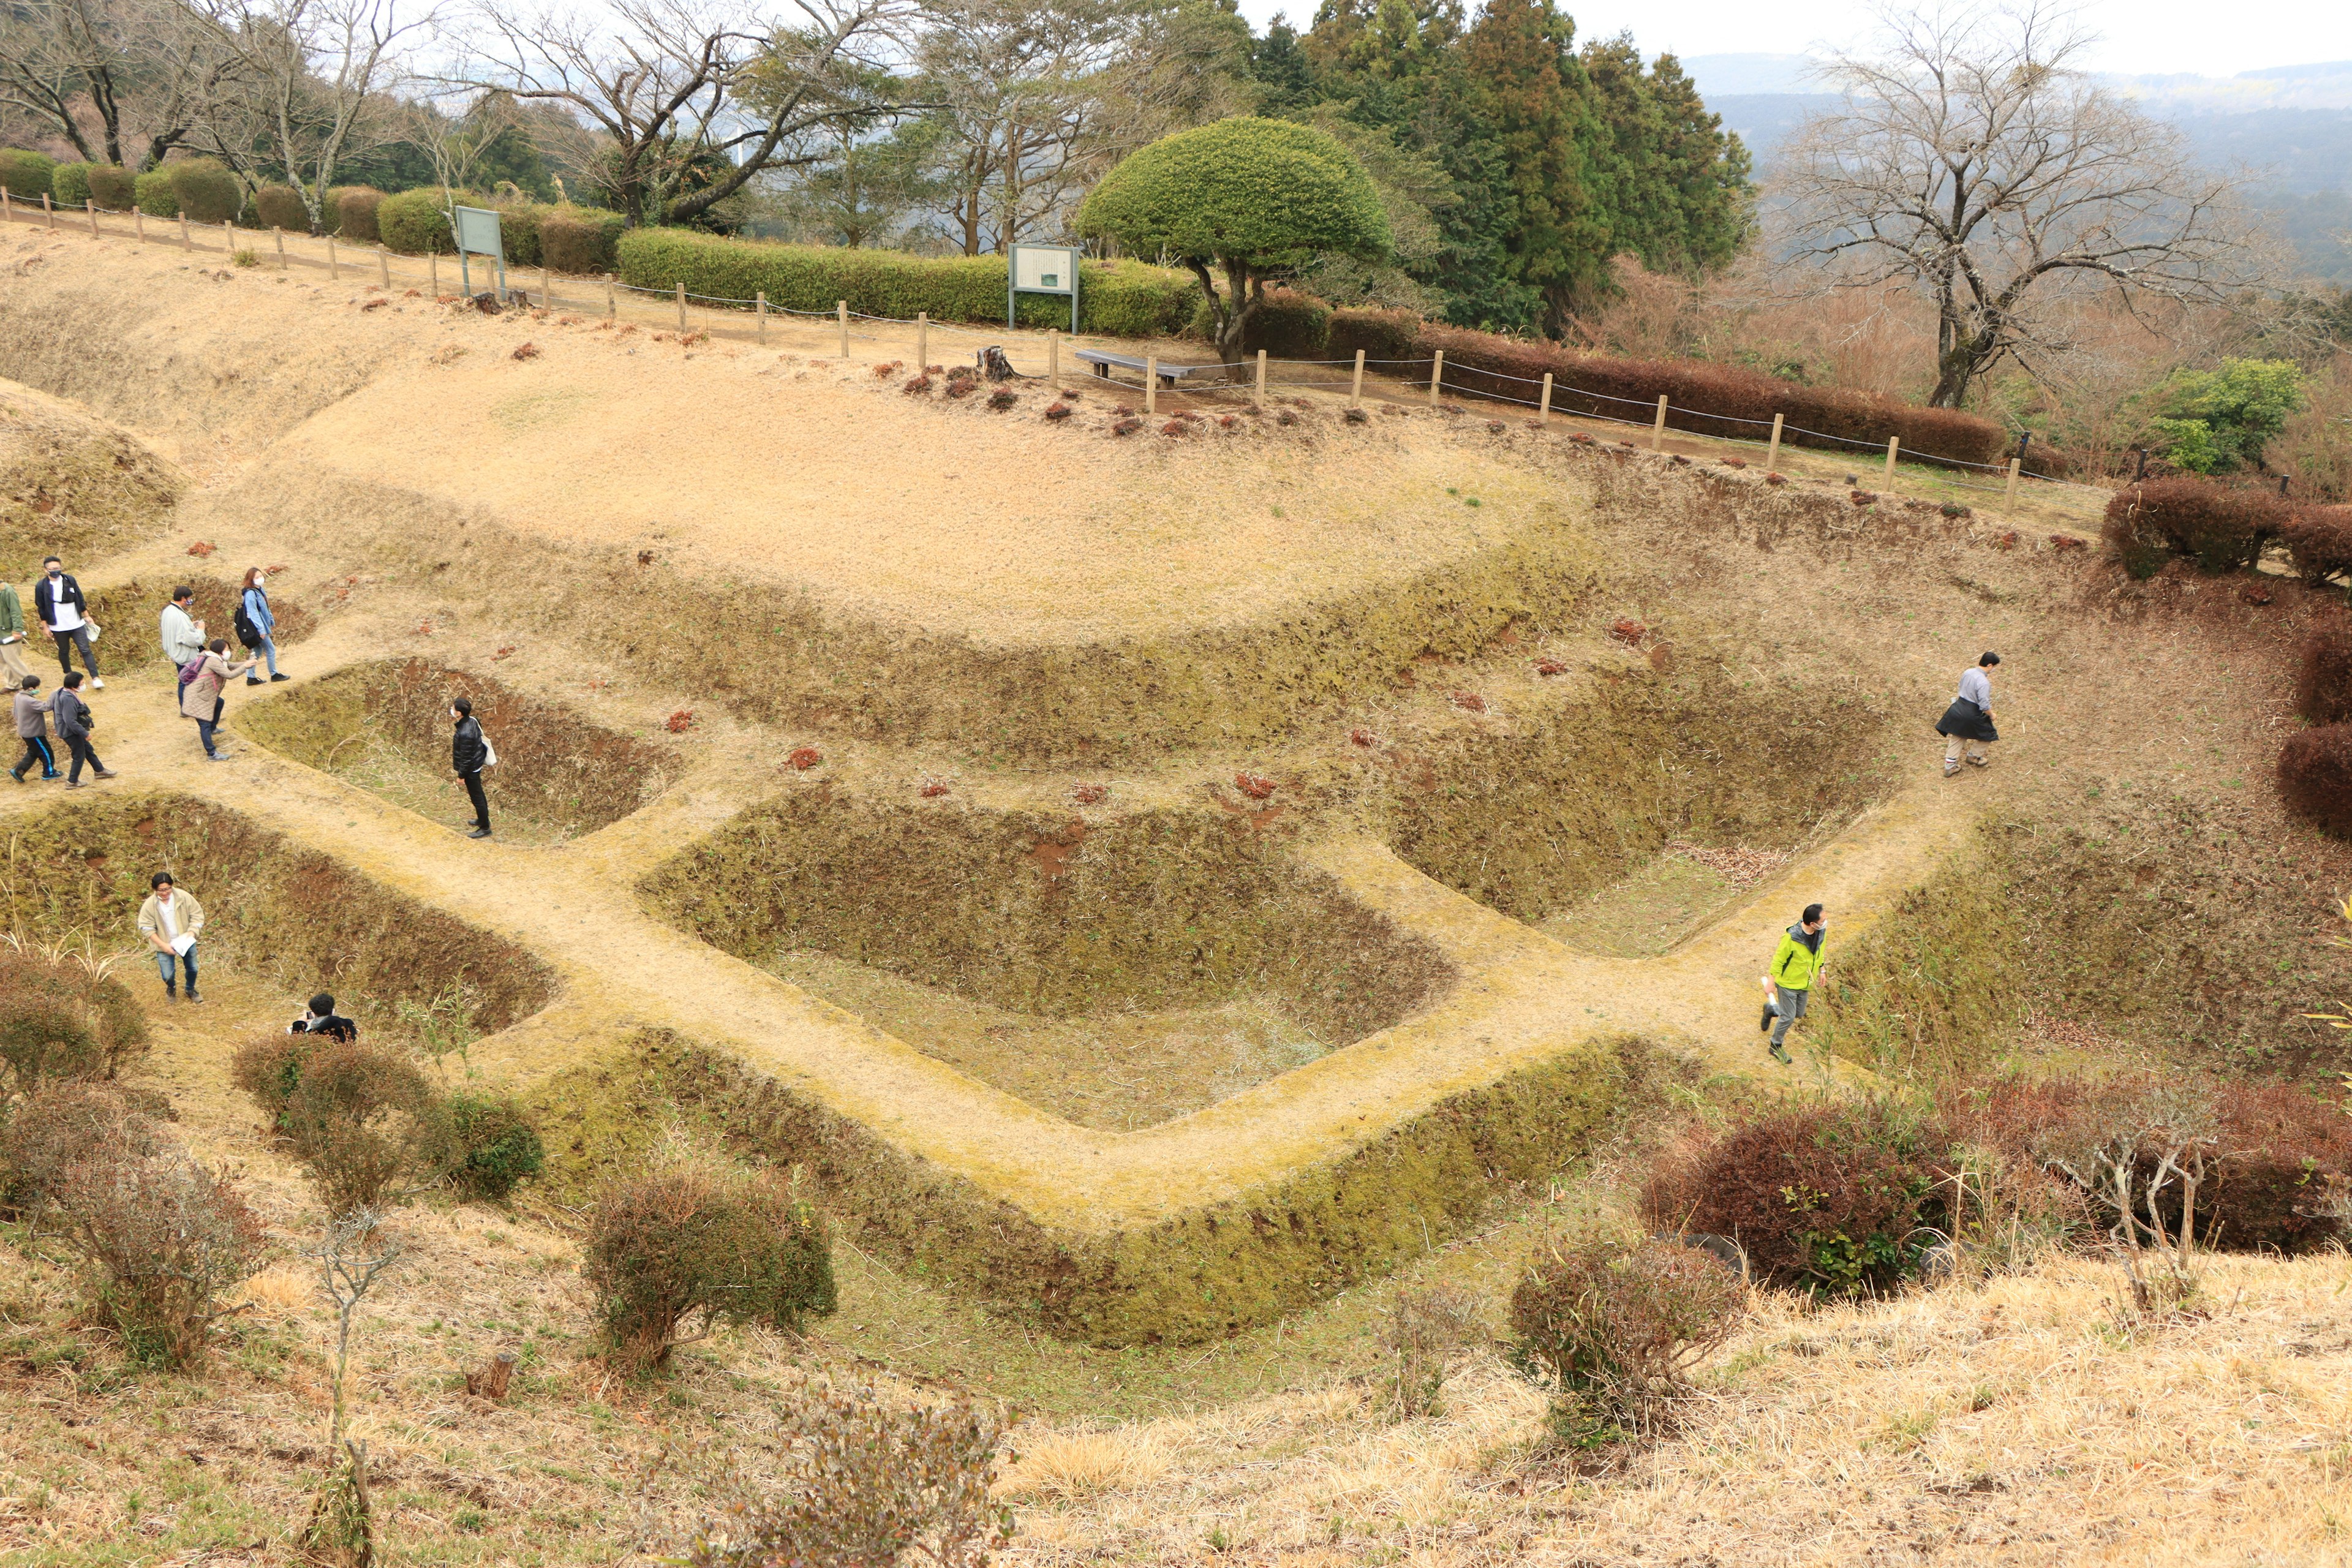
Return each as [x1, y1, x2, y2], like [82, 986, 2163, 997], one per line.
[2298, 628, 2352, 725]
[2280, 723, 2352, 836]
[2283, 504, 2352, 587]
[1510, 1235, 1744, 1434]
[2103, 477, 2289, 576]
[1326, 306, 1421, 363]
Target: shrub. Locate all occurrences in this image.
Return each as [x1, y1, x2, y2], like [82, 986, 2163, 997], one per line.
[252, 183, 308, 232]
[1327, 305, 1421, 363]
[682, 1377, 1012, 1568]
[0, 947, 150, 1098]
[540, 206, 627, 274]
[163, 158, 239, 224]
[584, 1159, 835, 1370]
[2102, 477, 2288, 575]
[1510, 1235, 1744, 1437]
[53, 163, 134, 211]
[2205, 1081, 2352, 1253]
[2281, 723, 2352, 836]
[1, 1080, 164, 1216]
[229, 1030, 315, 1131]
[1381, 1284, 1482, 1419]
[615, 227, 1200, 339]
[133, 170, 178, 217]
[378, 187, 467, 255]
[426, 1090, 544, 1200]
[334, 186, 385, 244]
[279, 1039, 437, 1215]
[1637, 1099, 1948, 1295]
[494, 198, 546, 266]
[50, 161, 94, 208]
[2283, 504, 2352, 588]
[2299, 627, 2352, 725]
[0, 148, 56, 201]
[1189, 287, 1332, 359]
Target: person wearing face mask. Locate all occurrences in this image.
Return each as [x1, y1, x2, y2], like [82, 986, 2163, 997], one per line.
[0, 575, 32, 687]
[1758, 903, 1828, 1066]
[181, 636, 259, 760]
[235, 567, 290, 685]
[450, 695, 492, 839]
[32, 557, 103, 689]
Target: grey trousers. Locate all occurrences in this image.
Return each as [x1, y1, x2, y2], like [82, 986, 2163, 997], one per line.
[1771, 986, 1809, 1047]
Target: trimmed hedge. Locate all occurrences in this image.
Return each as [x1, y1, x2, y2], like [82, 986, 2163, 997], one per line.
[540, 206, 627, 274]
[53, 163, 134, 212]
[379, 187, 461, 254]
[0, 149, 55, 201]
[1191, 287, 1332, 358]
[164, 160, 238, 224]
[2102, 477, 2290, 576]
[252, 183, 307, 232]
[2284, 503, 2352, 588]
[2282, 723, 2352, 837]
[334, 186, 384, 244]
[616, 227, 1201, 339]
[133, 171, 177, 217]
[2300, 628, 2352, 726]
[51, 162, 94, 209]
[1328, 306, 1422, 363]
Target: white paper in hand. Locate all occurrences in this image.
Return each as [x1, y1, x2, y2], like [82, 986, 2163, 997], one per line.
[171, 933, 196, 956]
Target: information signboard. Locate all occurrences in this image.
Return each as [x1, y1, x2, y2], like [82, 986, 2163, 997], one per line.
[1008, 243, 1081, 333]
[451, 204, 508, 303]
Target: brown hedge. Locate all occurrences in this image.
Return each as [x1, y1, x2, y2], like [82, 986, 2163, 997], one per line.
[2281, 723, 2352, 837]
[251, 184, 308, 233]
[1324, 317, 2010, 467]
[334, 186, 385, 245]
[2104, 477, 2290, 575]
[2283, 504, 2352, 587]
[2299, 628, 2352, 725]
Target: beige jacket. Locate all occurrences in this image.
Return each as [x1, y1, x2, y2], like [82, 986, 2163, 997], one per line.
[135, 889, 205, 948]
[179, 650, 254, 721]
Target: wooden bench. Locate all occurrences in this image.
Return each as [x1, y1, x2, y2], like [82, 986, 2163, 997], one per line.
[1073, 349, 1229, 388]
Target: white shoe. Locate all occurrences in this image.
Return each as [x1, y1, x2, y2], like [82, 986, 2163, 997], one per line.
[91, 677, 105, 689]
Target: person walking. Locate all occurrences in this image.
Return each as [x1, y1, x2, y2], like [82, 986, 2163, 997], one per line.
[31, 557, 103, 688]
[10, 674, 58, 782]
[136, 871, 202, 1003]
[235, 568, 290, 686]
[181, 637, 258, 761]
[0, 576, 32, 687]
[1936, 652, 2000, 777]
[1758, 903, 1828, 1065]
[51, 671, 112, 786]
[288, 992, 358, 1042]
[451, 695, 491, 839]
[159, 586, 205, 707]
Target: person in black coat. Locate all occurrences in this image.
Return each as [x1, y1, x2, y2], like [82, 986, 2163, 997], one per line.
[288, 992, 358, 1042]
[50, 671, 114, 786]
[451, 695, 491, 839]
[31, 557, 102, 687]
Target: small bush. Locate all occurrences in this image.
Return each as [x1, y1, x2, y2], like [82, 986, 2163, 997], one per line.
[164, 158, 239, 224]
[1327, 305, 1421, 363]
[1191, 287, 1332, 359]
[335, 186, 385, 244]
[1638, 1099, 1948, 1295]
[1, 1080, 164, 1217]
[231, 247, 258, 268]
[1381, 1284, 1482, 1419]
[0, 148, 56, 201]
[2205, 1081, 2352, 1252]
[252, 183, 309, 232]
[1510, 1235, 1744, 1438]
[584, 1159, 835, 1370]
[279, 1039, 437, 1216]
[2283, 504, 2352, 588]
[2298, 627, 2352, 725]
[133, 170, 178, 217]
[378, 187, 467, 255]
[2103, 477, 2288, 575]
[426, 1090, 544, 1201]
[50, 161, 95, 208]
[230, 1030, 315, 1131]
[682, 1376, 1012, 1568]
[2281, 723, 2352, 836]
[540, 206, 627, 274]
[0, 947, 150, 1098]
[53, 163, 134, 211]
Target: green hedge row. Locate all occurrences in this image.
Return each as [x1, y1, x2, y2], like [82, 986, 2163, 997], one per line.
[615, 227, 1201, 339]
[377, 188, 626, 273]
[0, 148, 55, 200]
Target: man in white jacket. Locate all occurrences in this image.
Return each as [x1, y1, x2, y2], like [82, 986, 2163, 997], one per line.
[159, 586, 205, 708]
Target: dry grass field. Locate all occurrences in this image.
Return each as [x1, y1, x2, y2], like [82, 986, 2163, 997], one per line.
[1, 210, 2348, 1567]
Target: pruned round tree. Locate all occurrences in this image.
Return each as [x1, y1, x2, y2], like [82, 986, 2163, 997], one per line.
[1079, 116, 1391, 365]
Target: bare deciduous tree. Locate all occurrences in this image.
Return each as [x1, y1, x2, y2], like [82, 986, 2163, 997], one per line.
[461, 0, 928, 227]
[1772, 2, 2269, 407]
[0, 0, 249, 170]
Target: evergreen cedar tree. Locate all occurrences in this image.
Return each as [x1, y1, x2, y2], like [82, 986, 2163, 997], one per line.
[1079, 117, 1392, 364]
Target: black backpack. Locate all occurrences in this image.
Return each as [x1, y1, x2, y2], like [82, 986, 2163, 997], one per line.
[233, 597, 262, 648]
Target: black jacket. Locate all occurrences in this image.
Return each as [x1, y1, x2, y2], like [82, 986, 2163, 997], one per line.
[32, 573, 86, 628]
[452, 714, 488, 775]
[290, 1013, 358, 1042]
[50, 688, 91, 741]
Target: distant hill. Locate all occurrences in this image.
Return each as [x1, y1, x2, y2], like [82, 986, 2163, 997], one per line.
[1685, 55, 2352, 281]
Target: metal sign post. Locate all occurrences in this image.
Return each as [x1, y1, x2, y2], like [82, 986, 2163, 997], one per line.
[451, 205, 508, 303]
[1008, 243, 1080, 334]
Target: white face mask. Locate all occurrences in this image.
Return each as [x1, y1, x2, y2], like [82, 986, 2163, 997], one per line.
[253, 576, 265, 590]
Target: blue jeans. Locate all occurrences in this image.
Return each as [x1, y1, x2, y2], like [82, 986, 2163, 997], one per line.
[249, 638, 277, 677]
[154, 943, 197, 992]
[196, 717, 221, 756]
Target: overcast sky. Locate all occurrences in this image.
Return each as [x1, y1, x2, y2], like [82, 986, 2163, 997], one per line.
[1234, 0, 2351, 81]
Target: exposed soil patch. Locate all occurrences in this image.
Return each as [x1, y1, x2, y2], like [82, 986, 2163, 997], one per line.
[236, 657, 676, 842]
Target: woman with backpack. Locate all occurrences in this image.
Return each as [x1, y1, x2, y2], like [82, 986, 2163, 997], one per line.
[236, 567, 289, 686]
[181, 637, 258, 760]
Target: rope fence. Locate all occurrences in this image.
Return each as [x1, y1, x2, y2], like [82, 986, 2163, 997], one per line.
[0, 191, 2087, 508]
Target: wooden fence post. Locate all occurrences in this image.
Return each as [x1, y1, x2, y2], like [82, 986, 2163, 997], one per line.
[1351, 349, 1365, 407]
[837, 299, 848, 357]
[605, 275, 615, 318]
[43, 193, 55, 229]
[134, 208, 144, 242]
[539, 263, 549, 308]
[2003, 457, 2022, 508]
[377, 246, 388, 287]
[1538, 372, 1553, 423]
[179, 215, 191, 251]
[85, 199, 98, 236]
[1766, 412, 1784, 471]
[676, 281, 687, 333]
[326, 235, 338, 279]
[1254, 348, 1266, 409]
[1145, 356, 1158, 416]
[756, 290, 767, 344]
[429, 252, 439, 295]
[272, 226, 285, 270]
[1651, 394, 1669, 451]
[1428, 349, 1444, 407]
[917, 311, 928, 369]
[1883, 435, 1900, 488]
[1050, 329, 1060, 383]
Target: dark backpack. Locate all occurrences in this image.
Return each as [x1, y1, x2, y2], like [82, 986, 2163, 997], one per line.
[233, 599, 262, 648]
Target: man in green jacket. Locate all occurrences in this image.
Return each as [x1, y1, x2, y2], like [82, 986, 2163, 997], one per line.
[0, 578, 29, 687]
[1758, 903, 1827, 1065]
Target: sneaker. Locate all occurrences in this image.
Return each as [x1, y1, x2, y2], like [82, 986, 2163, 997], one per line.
[94, 769, 117, 779]
[467, 826, 492, 839]
[164, 984, 176, 1000]
[270, 673, 290, 682]
[39, 772, 59, 780]
[1942, 760, 1961, 777]
[1965, 754, 1990, 769]
[91, 677, 104, 690]
[246, 676, 262, 686]
[6, 770, 19, 783]
[185, 989, 203, 1004]
[1769, 1042, 1793, 1065]
[64, 780, 83, 789]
